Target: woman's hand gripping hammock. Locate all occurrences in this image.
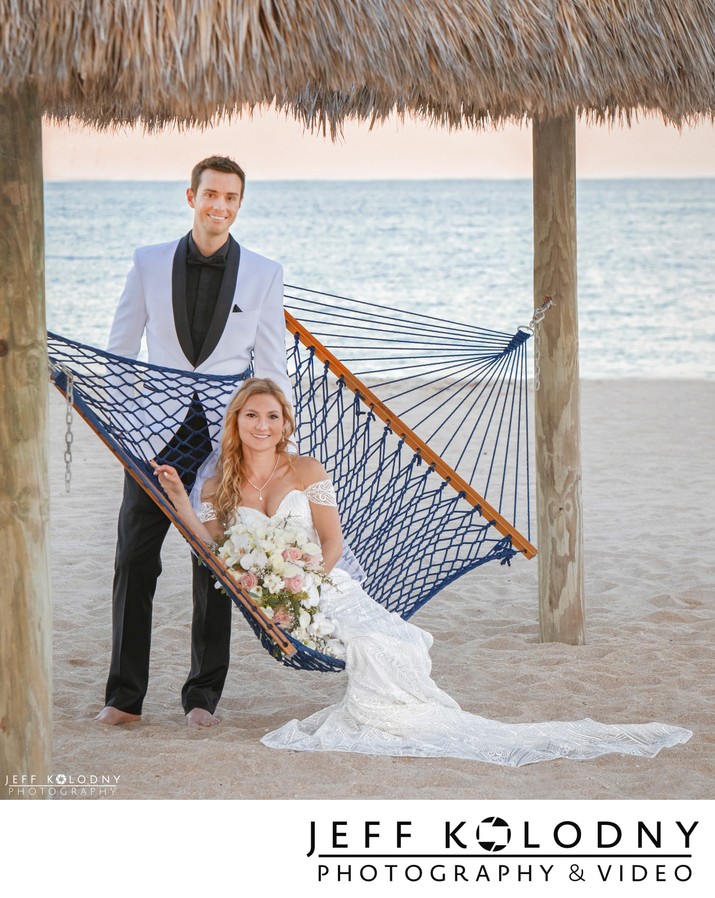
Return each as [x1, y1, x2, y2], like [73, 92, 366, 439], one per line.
[150, 460, 222, 550]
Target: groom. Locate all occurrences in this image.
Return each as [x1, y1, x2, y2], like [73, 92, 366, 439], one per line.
[96, 155, 292, 727]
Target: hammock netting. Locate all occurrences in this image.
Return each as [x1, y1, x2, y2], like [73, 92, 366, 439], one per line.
[48, 286, 534, 672]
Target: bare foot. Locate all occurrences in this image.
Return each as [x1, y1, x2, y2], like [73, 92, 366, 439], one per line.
[186, 708, 220, 727]
[95, 706, 141, 725]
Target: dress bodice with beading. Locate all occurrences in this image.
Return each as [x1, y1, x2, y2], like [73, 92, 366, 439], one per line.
[237, 488, 325, 537]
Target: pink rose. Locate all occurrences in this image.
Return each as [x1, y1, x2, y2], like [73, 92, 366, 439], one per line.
[239, 571, 258, 590]
[282, 546, 303, 563]
[273, 608, 293, 627]
[284, 575, 304, 594]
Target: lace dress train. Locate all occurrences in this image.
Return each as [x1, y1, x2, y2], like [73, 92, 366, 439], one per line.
[261, 566, 692, 764]
[216, 487, 692, 766]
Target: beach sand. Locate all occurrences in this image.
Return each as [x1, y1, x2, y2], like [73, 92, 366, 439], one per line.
[48, 380, 714, 800]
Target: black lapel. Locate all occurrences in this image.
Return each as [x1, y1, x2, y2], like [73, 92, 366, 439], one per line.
[195, 235, 241, 367]
[172, 233, 195, 366]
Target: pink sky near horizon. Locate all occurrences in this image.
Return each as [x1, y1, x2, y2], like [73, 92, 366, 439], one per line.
[43, 110, 715, 181]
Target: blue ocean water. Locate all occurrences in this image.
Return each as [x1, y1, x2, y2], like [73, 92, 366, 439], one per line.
[45, 179, 715, 378]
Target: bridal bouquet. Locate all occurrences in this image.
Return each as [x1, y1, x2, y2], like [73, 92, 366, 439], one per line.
[217, 514, 342, 657]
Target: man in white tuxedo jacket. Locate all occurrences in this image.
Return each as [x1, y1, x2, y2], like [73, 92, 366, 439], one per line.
[97, 156, 291, 726]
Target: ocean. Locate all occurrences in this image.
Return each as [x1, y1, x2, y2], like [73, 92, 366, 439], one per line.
[44, 179, 715, 379]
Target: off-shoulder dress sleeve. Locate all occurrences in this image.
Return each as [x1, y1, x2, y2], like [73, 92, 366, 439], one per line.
[197, 501, 218, 523]
[304, 479, 337, 507]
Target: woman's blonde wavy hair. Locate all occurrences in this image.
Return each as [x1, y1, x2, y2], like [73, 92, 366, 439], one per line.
[209, 378, 295, 527]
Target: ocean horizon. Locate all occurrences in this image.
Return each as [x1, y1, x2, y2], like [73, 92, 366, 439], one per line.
[45, 177, 715, 379]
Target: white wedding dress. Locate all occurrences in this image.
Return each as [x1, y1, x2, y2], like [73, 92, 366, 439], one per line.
[207, 485, 692, 766]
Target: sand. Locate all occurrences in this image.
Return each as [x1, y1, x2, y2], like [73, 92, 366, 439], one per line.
[47, 380, 714, 800]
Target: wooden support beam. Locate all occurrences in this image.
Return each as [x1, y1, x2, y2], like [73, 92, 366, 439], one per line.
[532, 114, 586, 645]
[0, 87, 52, 794]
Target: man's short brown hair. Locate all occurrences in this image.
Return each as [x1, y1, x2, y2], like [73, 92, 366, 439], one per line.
[191, 156, 246, 196]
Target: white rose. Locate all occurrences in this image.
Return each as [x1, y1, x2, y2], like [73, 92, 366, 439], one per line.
[268, 554, 286, 574]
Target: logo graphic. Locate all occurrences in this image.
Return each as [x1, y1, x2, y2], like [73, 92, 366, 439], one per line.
[3, 771, 120, 796]
[476, 816, 511, 852]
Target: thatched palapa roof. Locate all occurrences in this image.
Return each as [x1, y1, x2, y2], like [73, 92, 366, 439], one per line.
[1, 0, 714, 130]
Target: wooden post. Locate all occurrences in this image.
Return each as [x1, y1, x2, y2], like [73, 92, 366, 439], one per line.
[532, 113, 586, 644]
[0, 87, 52, 796]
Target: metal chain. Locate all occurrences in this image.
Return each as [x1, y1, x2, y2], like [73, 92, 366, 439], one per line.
[49, 361, 75, 493]
[63, 368, 74, 493]
[524, 296, 555, 391]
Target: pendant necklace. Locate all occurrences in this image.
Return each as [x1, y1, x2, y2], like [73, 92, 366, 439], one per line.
[245, 457, 279, 502]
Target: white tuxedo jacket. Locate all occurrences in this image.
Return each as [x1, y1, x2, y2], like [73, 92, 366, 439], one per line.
[106, 235, 291, 457]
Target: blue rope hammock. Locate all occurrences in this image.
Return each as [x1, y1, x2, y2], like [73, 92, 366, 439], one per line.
[48, 287, 535, 672]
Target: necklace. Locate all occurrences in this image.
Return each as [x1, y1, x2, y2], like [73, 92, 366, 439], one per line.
[244, 457, 279, 502]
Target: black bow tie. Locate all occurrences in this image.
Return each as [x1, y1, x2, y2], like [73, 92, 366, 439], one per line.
[187, 248, 227, 269]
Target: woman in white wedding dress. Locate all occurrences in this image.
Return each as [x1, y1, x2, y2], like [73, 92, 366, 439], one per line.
[154, 378, 692, 766]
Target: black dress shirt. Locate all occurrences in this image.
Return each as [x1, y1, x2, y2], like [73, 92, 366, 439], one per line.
[185, 233, 230, 361]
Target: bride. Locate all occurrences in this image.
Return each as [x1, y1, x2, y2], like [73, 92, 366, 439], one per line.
[153, 378, 692, 765]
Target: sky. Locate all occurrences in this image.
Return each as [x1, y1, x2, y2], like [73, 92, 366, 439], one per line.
[42, 109, 715, 181]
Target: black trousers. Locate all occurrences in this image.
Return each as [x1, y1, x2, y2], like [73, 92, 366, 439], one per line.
[104, 400, 231, 715]
[182, 555, 232, 714]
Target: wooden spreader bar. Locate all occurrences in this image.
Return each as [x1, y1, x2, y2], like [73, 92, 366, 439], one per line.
[284, 310, 537, 559]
